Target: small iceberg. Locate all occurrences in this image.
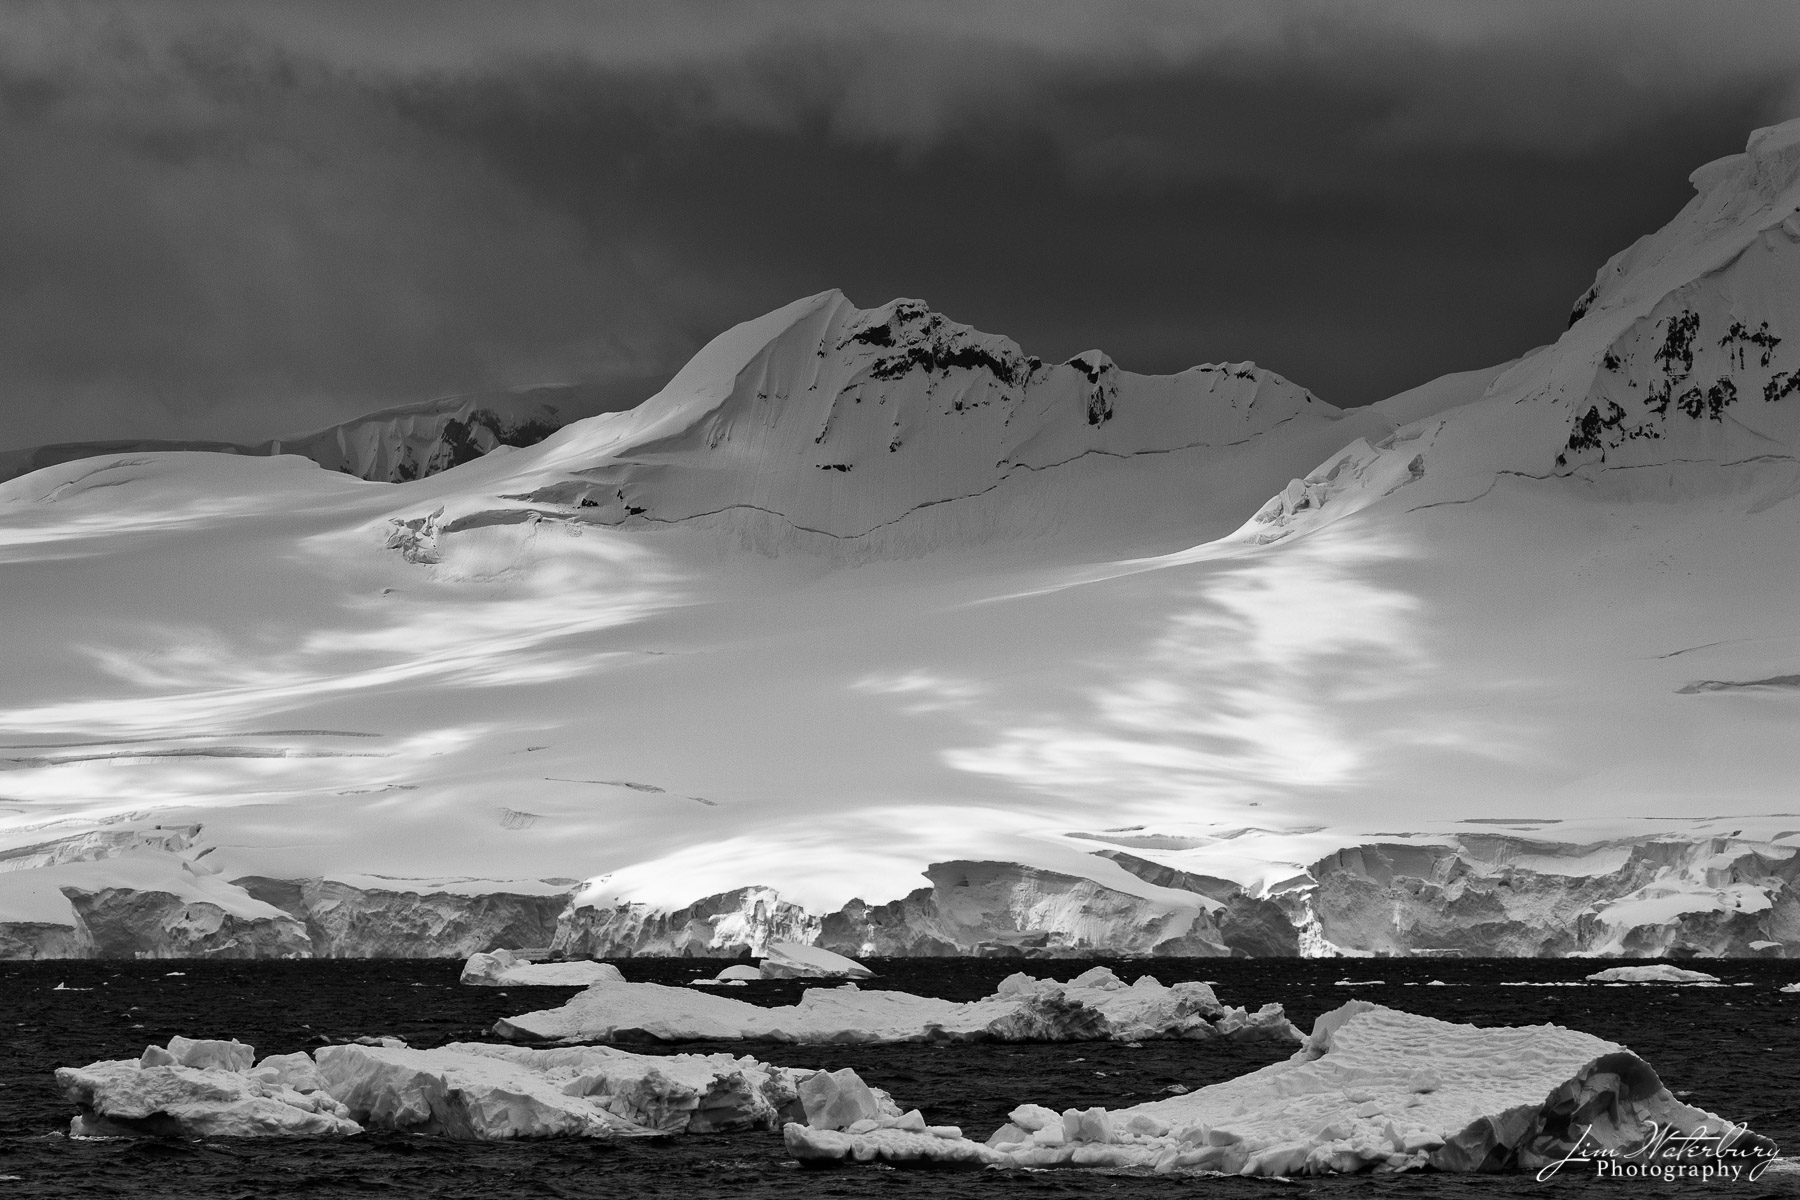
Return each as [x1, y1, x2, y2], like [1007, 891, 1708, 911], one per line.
[460, 949, 626, 987]
[1585, 965, 1720, 985]
[691, 964, 761, 987]
[758, 943, 873, 980]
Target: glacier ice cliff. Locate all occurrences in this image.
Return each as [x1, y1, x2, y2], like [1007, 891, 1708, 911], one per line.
[13, 828, 1800, 960]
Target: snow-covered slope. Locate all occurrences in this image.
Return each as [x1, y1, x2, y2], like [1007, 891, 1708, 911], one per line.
[4, 120, 1800, 959]
[0, 384, 629, 486]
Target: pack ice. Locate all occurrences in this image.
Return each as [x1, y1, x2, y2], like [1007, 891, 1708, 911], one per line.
[59, 1034, 900, 1140]
[493, 967, 1300, 1045]
[786, 1002, 1774, 1177]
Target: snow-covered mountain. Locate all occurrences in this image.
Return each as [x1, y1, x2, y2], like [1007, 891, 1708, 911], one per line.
[475, 293, 1334, 555]
[0, 384, 629, 486]
[4, 119, 1800, 960]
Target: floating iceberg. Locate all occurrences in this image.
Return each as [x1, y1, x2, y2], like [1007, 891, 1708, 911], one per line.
[690, 963, 763, 986]
[1585, 965, 1720, 985]
[496, 967, 1300, 1045]
[59, 1037, 361, 1138]
[460, 949, 625, 987]
[757, 942, 873, 980]
[785, 1002, 1774, 1177]
[60, 1035, 894, 1140]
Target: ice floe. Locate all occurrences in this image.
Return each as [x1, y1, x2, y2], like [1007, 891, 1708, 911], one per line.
[785, 1002, 1773, 1177]
[496, 967, 1299, 1045]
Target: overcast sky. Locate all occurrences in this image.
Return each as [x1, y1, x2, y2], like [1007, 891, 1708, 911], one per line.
[3, 1, 1799, 450]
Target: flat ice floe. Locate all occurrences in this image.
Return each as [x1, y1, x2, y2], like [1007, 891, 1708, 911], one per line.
[494, 967, 1300, 1045]
[59, 1035, 897, 1140]
[786, 1001, 1775, 1177]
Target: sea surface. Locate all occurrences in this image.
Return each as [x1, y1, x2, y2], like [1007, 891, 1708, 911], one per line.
[4, 956, 1799, 1198]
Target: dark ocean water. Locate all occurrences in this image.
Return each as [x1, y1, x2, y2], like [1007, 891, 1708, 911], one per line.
[5, 956, 1800, 1198]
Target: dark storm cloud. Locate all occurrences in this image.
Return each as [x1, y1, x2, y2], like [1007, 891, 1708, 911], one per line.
[2, 1, 1798, 448]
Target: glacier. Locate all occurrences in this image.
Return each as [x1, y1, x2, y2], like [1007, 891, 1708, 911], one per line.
[4, 118, 1800, 959]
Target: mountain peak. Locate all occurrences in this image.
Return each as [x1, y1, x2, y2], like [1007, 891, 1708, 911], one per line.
[482, 293, 1338, 550]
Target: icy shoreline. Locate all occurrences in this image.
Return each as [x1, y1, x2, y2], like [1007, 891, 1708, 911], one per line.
[10, 829, 1800, 961]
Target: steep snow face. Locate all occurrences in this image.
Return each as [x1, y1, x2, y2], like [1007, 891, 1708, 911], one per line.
[480, 293, 1343, 555]
[1239, 119, 1800, 546]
